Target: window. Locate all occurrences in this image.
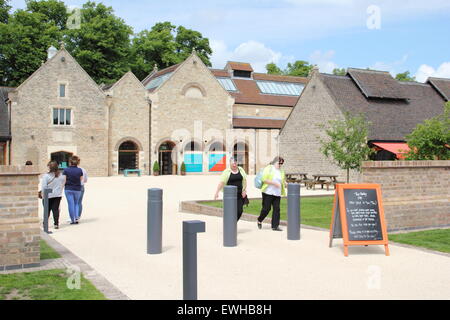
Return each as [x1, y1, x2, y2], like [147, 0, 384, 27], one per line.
[256, 81, 304, 96]
[233, 70, 252, 78]
[59, 84, 66, 97]
[0, 142, 6, 165]
[53, 108, 72, 126]
[217, 78, 237, 92]
[145, 72, 173, 90]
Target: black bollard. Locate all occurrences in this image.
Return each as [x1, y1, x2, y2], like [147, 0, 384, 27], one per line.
[223, 186, 237, 247]
[43, 188, 53, 234]
[287, 183, 301, 241]
[183, 221, 206, 300]
[147, 188, 163, 255]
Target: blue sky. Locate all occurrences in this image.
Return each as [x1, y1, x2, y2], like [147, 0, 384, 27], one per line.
[10, 0, 450, 81]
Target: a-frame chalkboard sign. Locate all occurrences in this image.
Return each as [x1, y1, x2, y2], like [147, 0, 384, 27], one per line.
[329, 184, 390, 257]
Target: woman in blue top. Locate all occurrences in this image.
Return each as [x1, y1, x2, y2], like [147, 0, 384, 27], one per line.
[63, 156, 84, 225]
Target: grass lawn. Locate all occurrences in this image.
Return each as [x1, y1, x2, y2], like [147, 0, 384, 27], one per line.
[388, 229, 450, 254]
[0, 269, 107, 300]
[40, 240, 61, 260]
[201, 196, 335, 230]
[201, 198, 450, 254]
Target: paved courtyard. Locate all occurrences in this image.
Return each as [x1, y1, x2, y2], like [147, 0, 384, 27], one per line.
[40, 175, 450, 300]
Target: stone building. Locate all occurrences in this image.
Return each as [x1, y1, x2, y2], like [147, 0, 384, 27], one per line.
[2, 46, 308, 176]
[0, 86, 13, 166]
[279, 68, 450, 181]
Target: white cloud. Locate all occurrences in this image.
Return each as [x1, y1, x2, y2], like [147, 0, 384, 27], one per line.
[369, 55, 409, 76]
[309, 50, 339, 74]
[415, 62, 450, 83]
[210, 40, 283, 73]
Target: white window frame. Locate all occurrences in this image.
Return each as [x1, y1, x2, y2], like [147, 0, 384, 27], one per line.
[52, 107, 74, 127]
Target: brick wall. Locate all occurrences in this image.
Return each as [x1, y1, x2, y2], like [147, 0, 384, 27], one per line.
[361, 161, 450, 232]
[0, 166, 41, 270]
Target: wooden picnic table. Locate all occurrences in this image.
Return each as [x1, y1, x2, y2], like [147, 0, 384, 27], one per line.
[286, 173, 308, 183]
[311, 174, 340, 191]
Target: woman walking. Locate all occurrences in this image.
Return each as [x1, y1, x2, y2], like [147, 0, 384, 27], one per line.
[63, 156, 84, 225]
[214, 157, 248, 221]
[40, 161, 65, 229]
[257, 157, 287, 231]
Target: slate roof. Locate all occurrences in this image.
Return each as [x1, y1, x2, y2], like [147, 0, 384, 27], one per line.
[320, 73, 447, 141]
[427, 77, 450, 101]
[226, 62, 254, 72]
[0, 87, 14, 140]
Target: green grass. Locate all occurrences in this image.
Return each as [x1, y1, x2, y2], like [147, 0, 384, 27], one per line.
[40, 240, 61, 260]
[388, 229, 450, 254]
[201, 196, 335, 230]
[0, 269, 107, 300]
[201, 198, 450, 254]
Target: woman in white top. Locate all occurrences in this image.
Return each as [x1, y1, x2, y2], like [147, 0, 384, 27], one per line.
[40, 161, 66, 229]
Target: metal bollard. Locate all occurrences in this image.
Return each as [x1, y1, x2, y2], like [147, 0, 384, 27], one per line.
[43, 188, 53, 234]
[287, 183, 301, 241]
[223, 186, 237, 247]
[183, 221, 206, 300]
[147, 188, 163, 255]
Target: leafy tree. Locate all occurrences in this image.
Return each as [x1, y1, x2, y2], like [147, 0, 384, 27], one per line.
[26, 0, 68, 30]
[0, 0, 11, 23]
[266, 62, 283, 75]
[395, 71, 416, 82]
[0, 8, 61, 86]
[332, 68, 346, 76]
[405, 103, 450, 160]
[64, 1, 133, 85]
[319, 113, 373, 183]
[130, 22, 212, 80]
[266, 60, 315, 77]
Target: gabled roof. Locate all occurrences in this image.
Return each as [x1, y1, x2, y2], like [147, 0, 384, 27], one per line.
[320, 72, 446, 141]
[104, 71, 145, 93]
[347, 68, 408, 100]
[0, 87, 14, 139]
[427, 77, 450, 101]
[226, 62, 254, 72]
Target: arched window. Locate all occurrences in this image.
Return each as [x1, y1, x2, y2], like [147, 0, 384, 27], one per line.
[185, 141, 202, 152]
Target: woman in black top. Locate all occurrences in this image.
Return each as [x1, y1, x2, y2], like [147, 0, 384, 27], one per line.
[214, 157, 248, 221]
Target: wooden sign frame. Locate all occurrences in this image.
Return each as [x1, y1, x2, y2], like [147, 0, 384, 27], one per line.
[329, 184, 390, 257]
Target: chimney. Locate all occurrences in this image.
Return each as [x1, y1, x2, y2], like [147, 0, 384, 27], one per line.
[47, 46, 58, 60]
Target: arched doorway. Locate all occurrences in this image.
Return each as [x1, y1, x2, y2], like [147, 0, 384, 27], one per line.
[119, 141, 139, 173]
[208, 142, 226, 172]
[184, 141, 203, 173]
[158, 141, 176, 175]
[234, 142, 249, 173]
[51, 151, 73, 169]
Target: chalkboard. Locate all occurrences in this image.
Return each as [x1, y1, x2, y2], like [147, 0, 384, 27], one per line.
[329, 184, 390, 257]
[344, 189, 383, 241]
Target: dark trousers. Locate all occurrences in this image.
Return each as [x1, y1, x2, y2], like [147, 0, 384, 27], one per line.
[237, 193, 244, 221]
[258, 193, 281, 229]
[43, 197, 62, 226]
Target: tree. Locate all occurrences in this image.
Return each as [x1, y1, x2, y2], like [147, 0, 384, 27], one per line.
[0, 8, 61, 86]
[319, 113, 373, 183]
[266, 60, 315, 77]
[26, 0, 68, 30]
[64, 1, 133, 85]
[0, 0, 11, 23]
[266, 62, 283, 75]
[395, 71, 416, 82]
[332, 68, 346, 76]
[405, 103, 450, 160]
[130, 22, 212, 80]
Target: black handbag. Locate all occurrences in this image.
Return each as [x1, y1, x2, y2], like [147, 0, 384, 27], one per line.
[243, 196, 250, 207]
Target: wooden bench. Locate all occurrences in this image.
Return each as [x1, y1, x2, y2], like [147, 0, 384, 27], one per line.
[124, 169, 142, 177]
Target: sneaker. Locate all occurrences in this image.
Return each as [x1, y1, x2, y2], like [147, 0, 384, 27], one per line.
[54, 225, 59, 230]
[272, 227, 283, 232]
[257, 222, 262, 230]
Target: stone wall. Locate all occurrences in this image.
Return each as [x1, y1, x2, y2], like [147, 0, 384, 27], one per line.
[361, 161, 450, 232]
[0, 166, 40, 270]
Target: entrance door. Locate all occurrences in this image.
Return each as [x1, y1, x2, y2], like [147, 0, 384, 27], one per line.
[51, 151, 73, 169]
[234, 142, 249, 173]
[158, 142, 176, 175]
[119, 141, 139, 173]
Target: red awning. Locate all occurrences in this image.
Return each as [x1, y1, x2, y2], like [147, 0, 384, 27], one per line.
[373, 143, 411, 159]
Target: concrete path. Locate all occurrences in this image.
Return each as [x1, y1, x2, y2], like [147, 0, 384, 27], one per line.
[40, 176, 450, 300]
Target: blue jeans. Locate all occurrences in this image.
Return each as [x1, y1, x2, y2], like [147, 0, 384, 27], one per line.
[78, 186, 85, 218]
[65, 190, 81, 223]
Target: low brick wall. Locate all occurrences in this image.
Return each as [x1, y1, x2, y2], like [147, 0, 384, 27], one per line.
[361, 161, 450, 232]
[0, 166, 41, 270]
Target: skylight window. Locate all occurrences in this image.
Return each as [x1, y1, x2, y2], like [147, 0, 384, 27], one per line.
[145, 72, 173, 90]
[256, 81, 304, 96]
[217, 78, 237, 92]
